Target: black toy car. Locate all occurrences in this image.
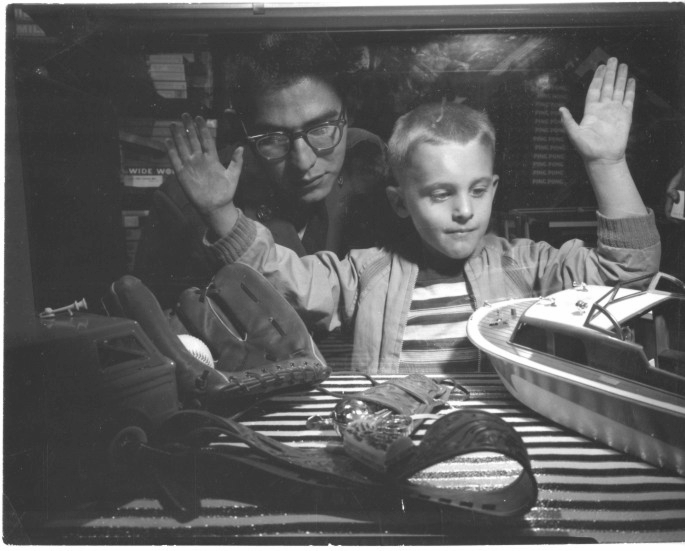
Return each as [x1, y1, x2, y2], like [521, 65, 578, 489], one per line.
[4, 312, 180, 513]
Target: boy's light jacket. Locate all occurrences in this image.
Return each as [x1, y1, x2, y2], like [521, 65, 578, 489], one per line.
[208, 210, 661, 374]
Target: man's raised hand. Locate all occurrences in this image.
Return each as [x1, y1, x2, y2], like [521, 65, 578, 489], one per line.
[166, 113, 243, 236]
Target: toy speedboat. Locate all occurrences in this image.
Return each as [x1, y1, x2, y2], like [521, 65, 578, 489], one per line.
[467, 272, 685, 476]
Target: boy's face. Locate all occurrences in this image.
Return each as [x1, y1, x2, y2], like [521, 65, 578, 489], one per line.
[249, 77, 347, 205]
[388, 140, 498, 260]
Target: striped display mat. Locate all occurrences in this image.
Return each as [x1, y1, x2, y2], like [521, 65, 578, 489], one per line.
[14, 370, 685, 545]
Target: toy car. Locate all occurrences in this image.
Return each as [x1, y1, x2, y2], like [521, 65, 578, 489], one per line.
[4, 312, 180, 511]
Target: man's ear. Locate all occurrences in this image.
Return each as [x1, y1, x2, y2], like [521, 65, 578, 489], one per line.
[386, 186, 411, 219]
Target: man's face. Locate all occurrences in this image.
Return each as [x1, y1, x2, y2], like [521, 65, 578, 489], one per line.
[249, 78, 347, 205]
[388, 140, 498, 260]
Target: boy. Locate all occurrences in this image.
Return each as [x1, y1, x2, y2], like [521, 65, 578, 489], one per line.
[165, 58, 660, 374]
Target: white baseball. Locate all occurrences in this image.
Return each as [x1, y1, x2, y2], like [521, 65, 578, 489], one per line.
[178, 334, 215, 368]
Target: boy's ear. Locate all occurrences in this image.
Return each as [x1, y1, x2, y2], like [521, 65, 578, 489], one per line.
[386, 186, 411, 219]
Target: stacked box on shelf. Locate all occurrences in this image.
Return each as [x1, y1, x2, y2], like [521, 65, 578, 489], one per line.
[146, 52, 213, 107]
[147, 53, 191, 99]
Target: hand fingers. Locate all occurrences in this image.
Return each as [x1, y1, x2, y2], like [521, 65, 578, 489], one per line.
[182, 113, 202, 154]
[623, 76, 636, 112]
[587, 58, 635, 109]
[585, 63, 605, 107]
[195, 116, 218, 157]
[165, 138, 184, 174]
[226, 146, 244, 184]
[169, 121, 191, 161]
[558, 106, 578, 139]
[600, 57, 619, 101]
[612, 62, 628, 102]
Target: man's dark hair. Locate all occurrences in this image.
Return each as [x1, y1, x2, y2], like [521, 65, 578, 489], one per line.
[228, 33, 350, 119]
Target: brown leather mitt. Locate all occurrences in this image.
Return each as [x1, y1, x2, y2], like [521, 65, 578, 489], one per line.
[175, 263, 331, 402]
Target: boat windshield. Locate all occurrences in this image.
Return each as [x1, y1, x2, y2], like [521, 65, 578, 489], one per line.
[591, 296, 685, 394]
[623, 298, 685, 384]
[511, 296, 685, 396]
[583, 273, 680, 337]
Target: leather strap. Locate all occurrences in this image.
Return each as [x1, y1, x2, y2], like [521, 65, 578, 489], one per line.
[155, 406, 538, 518]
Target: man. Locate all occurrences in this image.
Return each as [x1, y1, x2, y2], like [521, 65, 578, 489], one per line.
[134, 33, 389, 307]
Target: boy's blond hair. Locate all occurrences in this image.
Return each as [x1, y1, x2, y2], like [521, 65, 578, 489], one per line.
[388, 100, 496, 180]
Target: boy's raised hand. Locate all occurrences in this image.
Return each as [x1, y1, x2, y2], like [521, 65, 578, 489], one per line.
[559, 58, 635, 165]
[166, 113, 243, 236]
[559, 57, 646, 217]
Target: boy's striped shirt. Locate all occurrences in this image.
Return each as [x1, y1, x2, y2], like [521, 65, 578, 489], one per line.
[399, 272, 481, 374]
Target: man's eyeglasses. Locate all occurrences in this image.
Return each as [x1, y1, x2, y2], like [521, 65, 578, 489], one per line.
[243, 108, 347, 162]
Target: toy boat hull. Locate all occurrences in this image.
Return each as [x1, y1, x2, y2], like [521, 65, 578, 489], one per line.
[468, 297, 685, 477]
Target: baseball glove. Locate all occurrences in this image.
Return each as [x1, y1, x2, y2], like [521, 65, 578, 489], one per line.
[175, 263, 331, 403]
[102, 263, 330, 414]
